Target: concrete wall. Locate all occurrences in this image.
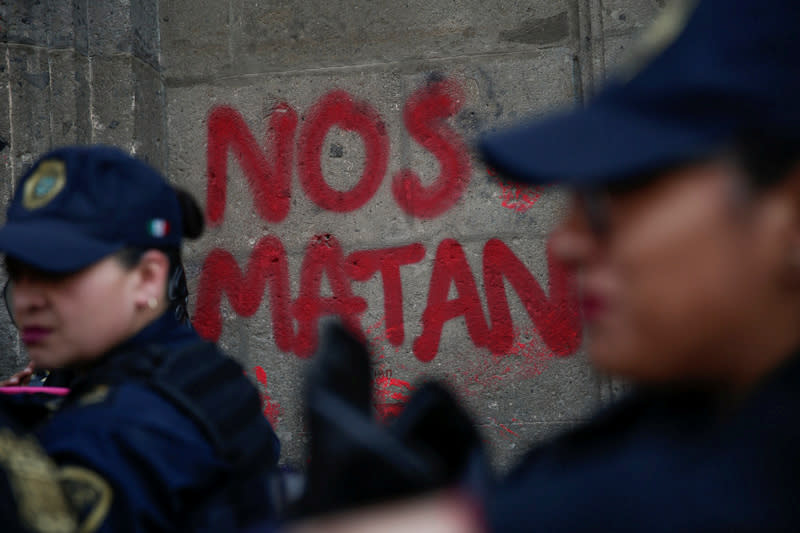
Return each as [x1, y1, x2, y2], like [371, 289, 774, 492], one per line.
[161, 0, 667, 470]
[0, 0, 166, 375]
[0, 0, 667, 471]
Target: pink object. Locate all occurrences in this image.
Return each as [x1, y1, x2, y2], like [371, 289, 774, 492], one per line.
[0, 386, 69, 396]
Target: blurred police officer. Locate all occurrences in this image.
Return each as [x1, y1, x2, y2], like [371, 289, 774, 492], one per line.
[285, 0, 800, 531]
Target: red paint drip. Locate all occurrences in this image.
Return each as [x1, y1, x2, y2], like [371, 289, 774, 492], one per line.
[487, 167, 543, 213]
[500, 182, 542, 213]
[498, 423, 519, 437]
[373, 376, 415, 421]
[446, 324, 557, 400]
[364, 317, 412, 421]
[252, 365, 283, 427]
[488, 417, 520, 440]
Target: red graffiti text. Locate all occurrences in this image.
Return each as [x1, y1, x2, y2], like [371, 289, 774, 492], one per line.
[195, 77, 582, 362]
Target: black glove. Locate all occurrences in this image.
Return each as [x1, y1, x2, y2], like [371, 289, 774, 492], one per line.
[289, 321, 492, 519]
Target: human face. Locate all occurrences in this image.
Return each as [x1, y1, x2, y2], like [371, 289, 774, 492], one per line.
[553, 159, 796, 385]
[6, 256, 142, 369]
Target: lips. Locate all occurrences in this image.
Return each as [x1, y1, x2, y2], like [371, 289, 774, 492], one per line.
[21, 327, 51, 344]
[580, 293, 607, 322]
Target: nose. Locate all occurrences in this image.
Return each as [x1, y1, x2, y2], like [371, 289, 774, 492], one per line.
[8, 276, 48, 319]
[551, 194, 602, 270]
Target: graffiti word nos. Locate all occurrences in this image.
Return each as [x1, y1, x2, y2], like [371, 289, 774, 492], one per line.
[206, 78, 469, 223]
[193, 77, 582, 361]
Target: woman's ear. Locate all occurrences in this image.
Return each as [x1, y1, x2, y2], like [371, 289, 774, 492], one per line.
[133, 250, 170, 311]
[782, 162, 800, 239]
[775, 163, 800, 287]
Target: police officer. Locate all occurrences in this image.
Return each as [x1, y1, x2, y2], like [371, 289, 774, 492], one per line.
[286, 0, 800, 531]
[0, 146, 280, 532]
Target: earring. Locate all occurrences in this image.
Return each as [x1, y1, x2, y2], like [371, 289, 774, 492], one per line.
[147, 297, 158, 310]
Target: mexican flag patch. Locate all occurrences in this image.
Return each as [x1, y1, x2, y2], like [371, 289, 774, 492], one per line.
[148, 218, 170, 238]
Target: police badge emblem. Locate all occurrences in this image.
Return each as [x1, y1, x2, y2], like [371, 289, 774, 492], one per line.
[23, 160, 66, 210]
[619, 0, 699, 80]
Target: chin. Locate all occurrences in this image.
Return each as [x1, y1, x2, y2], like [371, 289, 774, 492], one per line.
[591, 346, 685, 384]
[588, 340, 647, 381]
[588, 349, 624, 377]
[26, 349, 69, 370]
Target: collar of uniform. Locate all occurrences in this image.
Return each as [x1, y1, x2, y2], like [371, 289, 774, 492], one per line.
[115, 310, 199, 354]
[742, 346, 800, 405]
[64, 313, 200, 398]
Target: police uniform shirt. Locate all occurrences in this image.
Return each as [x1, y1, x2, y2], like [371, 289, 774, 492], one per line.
[0, 398, 77, 533]
[35, 312, 280, 533]
[485, 349, 800, 532]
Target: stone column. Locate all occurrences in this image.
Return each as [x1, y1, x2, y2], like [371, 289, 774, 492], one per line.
[0, 0, 166, 376]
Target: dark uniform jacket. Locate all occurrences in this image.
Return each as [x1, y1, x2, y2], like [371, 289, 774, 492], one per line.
[486, 351, 800, 532]
[35, 312, 280, 533]
[0, 400, 77, 533]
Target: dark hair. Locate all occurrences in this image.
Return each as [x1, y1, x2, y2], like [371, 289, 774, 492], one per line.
[733, 133, 800, 189]
[115, 187, 205, 324]
[173, 187, 205, 241]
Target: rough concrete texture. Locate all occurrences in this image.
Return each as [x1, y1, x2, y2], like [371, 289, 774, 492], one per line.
[0, 0, 667, 471]
[0, 0, 167, 378]
[161, 0, 667, 471]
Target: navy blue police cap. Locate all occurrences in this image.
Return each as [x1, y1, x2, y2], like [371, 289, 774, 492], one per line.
[478, 0, 800, 187]
[0, 145, 182, 272]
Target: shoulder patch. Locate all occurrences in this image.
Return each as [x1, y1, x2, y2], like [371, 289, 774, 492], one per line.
[59, 466, 112, 533]
[77, 385, 111, 407]
[0, 428, 77, 533]
[23, 159, 67, 210]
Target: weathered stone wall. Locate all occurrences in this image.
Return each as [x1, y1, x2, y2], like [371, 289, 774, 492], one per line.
[1, 0, 666, 471]
[160, 0, 666, 470]
[0, 0, 166, 376]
